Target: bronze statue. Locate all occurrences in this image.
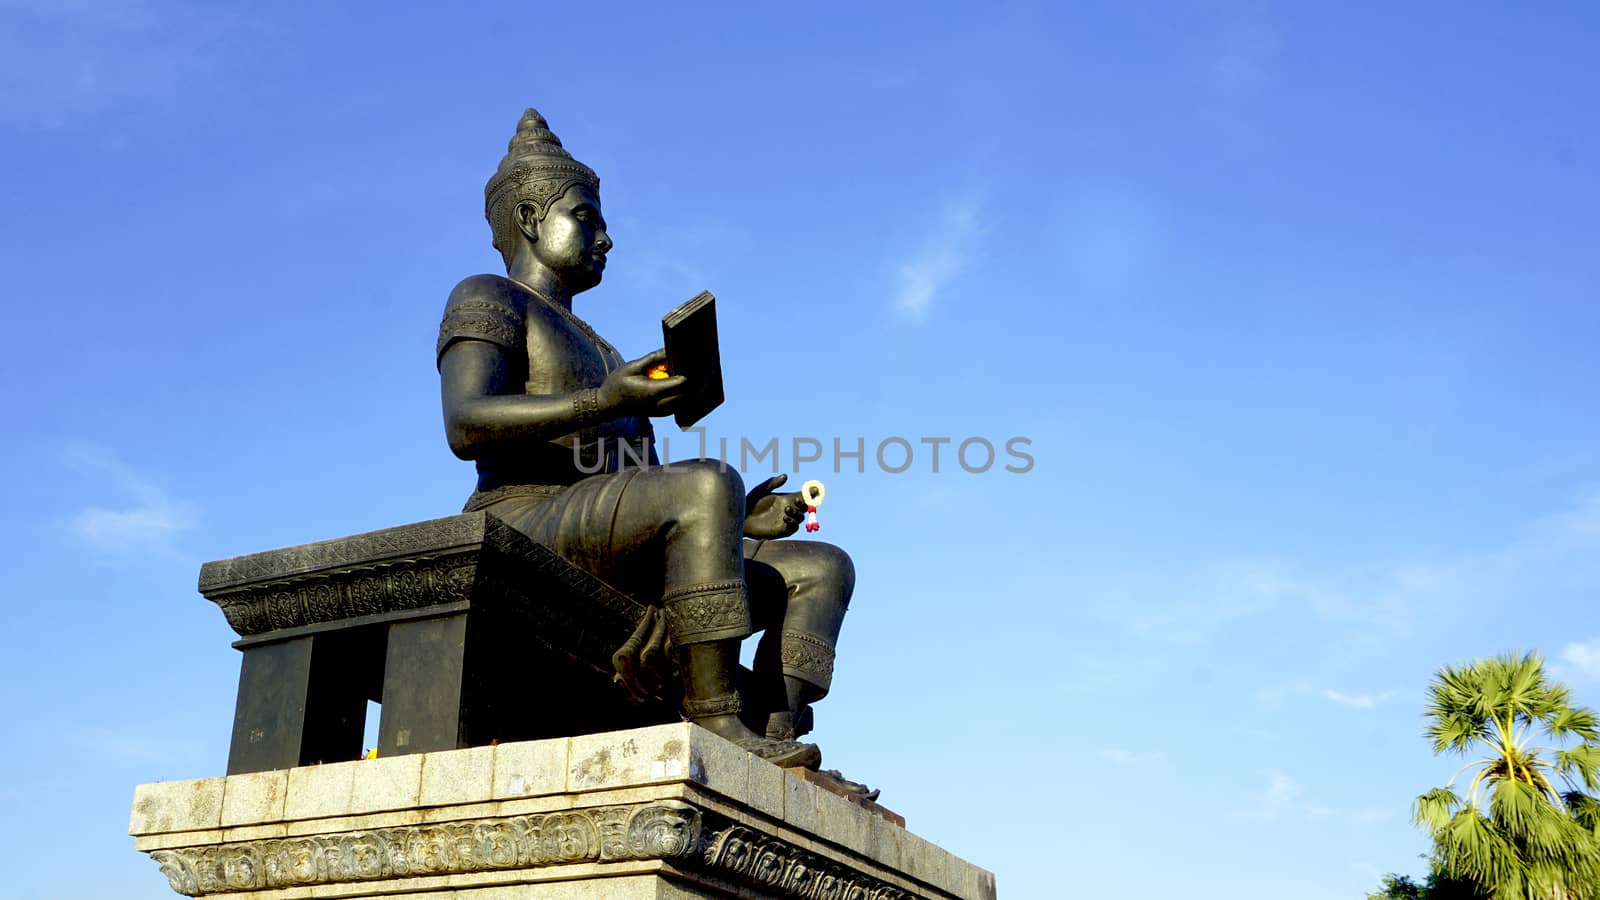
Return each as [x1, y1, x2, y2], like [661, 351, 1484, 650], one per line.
[436, 109, 855, 770]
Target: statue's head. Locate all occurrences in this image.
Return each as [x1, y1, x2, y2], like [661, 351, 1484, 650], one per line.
[485, 109, 609, 293]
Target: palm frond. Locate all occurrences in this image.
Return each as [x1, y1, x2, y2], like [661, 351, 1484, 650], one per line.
[1565, 791, 1600, 835]
[1556, 744, 1600, 792]
[1434, 808, 1520, 891]
[1549, 707, 1600, 744]
[1416, 787, 1465, 833]
[1420, 652, 1600, 899]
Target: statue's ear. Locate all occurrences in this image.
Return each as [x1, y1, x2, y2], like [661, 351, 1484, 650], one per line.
[514, 201, 540, 244]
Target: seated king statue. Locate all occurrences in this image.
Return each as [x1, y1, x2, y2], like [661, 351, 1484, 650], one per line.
[436, 109, 854, 771]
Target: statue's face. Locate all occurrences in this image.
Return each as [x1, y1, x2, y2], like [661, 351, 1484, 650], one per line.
[530, 184, 610, 294]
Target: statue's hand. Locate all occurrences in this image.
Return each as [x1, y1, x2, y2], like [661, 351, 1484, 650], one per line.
[599, 349, 689, 417]
[744, 474, 807, 540]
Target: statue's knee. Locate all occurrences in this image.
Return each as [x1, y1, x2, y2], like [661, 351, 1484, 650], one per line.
[671, 459, 745, 507]
[811, 542, 855, 600]
[658, 460, 744, 537]
[785, 541, 854, 608]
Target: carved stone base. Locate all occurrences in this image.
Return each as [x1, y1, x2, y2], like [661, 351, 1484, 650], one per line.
[130, 723, 996, 899]
[197, 513, 682, 775]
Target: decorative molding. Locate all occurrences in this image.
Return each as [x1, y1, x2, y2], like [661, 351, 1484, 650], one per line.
[210, 552, 478, 636]
[146, 801, 700, 897]
[200, 514, 646, 643]
[142, 802, 932, 900]
[200, 515, 490, 591]
[702, 823, 921, 900]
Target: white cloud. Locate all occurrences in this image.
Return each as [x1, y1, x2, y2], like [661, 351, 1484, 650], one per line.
[1562, 639, 1600, 680]
[1117, 489, 1600, 651]
[1256, 681, 1399, 711]
[1523, 488, 1600, 554]
[64, 443, 197, 556]
[1239, 772, 1305, 821]
[1237, 772, 1386, 826]
[1322, 689, 1375, 709]
[1351, 807, 1391, 826]
[85, 726, 206, 766]
[1125, 558, 1304, 643]
[1322, 689, 1400, 710]
[1100, 748, 1164, 768]
[1195, 4, 1282, 151]
[893, 201, 980, 322]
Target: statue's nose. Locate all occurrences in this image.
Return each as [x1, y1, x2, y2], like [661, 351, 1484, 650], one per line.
[595, 230, 613, 253]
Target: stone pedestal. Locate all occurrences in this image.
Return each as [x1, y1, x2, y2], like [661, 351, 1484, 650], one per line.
[199, 514, 679, 775]
[130, 723, 996, 899]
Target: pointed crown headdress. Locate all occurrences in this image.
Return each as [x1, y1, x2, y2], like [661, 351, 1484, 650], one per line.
[484, 108, 600, 262]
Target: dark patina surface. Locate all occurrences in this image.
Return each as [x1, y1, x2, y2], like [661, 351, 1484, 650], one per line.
[204, 513, 680, 773]
[210, 108, 858, 779]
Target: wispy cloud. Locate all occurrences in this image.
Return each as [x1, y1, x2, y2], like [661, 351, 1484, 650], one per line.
[1125, 558, 1305, 643]
[1205, 19, 1277, 104]
[1100, 747, 1164, 768]
[1322, 688, 1400, 710]
[1119, 489, 1600, 650]
[1350, 807, 1392, 826]
[0, 0, 272, 130]
[1236, 771, 1386, 826]
[84, 726, 207, 766]
[1241, 771, 1305, 821]
[1561, 639, 1600, 681]
[1257, 681, 1404, 712]
[606, 215, 749, 299]
[894, 200, 980, 322]
[1195, 3, 1282, 150]
[64, 443, 197, 556]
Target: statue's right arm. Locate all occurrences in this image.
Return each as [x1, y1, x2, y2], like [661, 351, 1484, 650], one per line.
[439, 339, 586, 460]
[440, 340, 690, 461]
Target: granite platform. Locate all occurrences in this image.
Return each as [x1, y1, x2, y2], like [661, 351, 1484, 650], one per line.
[130, 723, 996, 899]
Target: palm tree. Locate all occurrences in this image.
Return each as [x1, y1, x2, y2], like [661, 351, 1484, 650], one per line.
[1414, 651, 1600, 899]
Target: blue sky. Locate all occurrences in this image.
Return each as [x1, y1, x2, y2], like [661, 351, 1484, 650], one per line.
[3, 1, 1599, 897]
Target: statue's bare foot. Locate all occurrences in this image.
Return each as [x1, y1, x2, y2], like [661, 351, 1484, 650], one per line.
[694, 714, 821, 769]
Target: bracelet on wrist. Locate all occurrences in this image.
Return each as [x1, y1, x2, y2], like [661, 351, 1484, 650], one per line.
[571, 388, 603, 425]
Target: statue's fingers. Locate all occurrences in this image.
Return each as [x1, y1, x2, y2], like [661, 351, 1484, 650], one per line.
[646, 375, 688, 394]
[624, 348, 669, 374]
[753, 474, 788, 495]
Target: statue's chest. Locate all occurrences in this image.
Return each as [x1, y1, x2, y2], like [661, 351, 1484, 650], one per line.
[522, 310, 623, 395]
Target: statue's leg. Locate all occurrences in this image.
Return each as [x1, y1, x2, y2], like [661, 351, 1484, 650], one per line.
[484, 461, 820, 768]
[604, 460, 821, 769]
[605, 459, 748, 635]
[745, 539, 855, 740]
